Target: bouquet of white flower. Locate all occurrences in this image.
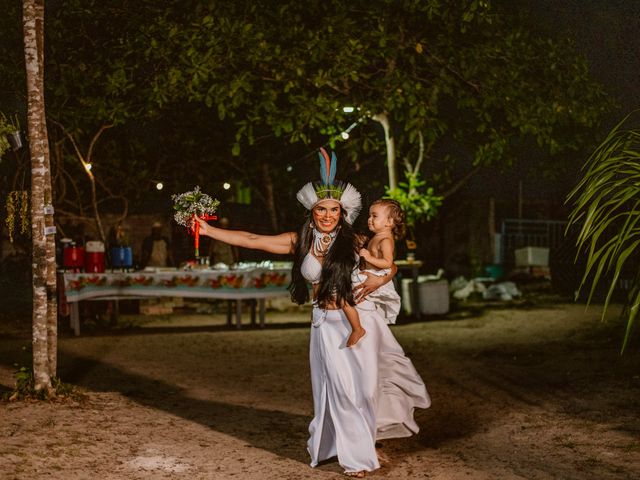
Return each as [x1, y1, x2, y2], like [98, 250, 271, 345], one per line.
[172, 186, 220, 257]
[172, 186, 220, 227]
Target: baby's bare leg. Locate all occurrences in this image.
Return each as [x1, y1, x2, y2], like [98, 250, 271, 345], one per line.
[343, 304, 366, 347]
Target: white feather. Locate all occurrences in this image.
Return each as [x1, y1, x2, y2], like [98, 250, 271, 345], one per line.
[340, 183, 362, 224]
[296, 182, 318, 211]
[296, 181, 362, 225]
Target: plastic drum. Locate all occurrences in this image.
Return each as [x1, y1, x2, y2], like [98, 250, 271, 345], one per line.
[111, 246, 133, 269]
[63, 246, 85, 271]
[85, 241, 105, 273]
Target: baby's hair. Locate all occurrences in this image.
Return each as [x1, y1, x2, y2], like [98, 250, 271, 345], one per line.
[372, 199, 406, 239]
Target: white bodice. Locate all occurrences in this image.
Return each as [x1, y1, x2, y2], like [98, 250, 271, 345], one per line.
[301, 254, 322, 284]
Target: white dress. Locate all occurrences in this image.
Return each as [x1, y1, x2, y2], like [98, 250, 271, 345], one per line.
[303, 254, 430, 474]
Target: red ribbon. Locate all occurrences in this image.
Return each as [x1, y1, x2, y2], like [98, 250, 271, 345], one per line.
[190, 214, 218, 257]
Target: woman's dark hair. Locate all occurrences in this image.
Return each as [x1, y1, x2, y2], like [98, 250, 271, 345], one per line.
[289, 208, 358, 308]
[289, 218, 314, 305]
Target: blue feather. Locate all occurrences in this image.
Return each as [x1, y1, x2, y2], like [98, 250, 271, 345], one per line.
[318, 148, 329, 184]
[329, 151, 337, 185]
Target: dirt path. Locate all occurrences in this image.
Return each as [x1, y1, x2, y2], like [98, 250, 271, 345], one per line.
[1, 303, 640, 479]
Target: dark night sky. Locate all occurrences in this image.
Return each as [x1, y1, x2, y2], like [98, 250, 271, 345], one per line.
[464, 0, 640, 208]
[510, 0, 640, 117]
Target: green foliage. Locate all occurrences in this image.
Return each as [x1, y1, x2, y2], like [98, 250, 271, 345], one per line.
[0, 0, 613, 221]
[567, 114, 640, 352]
[384, 171, 442, 233]
[45, 0, 163, 128]
[136, 0, 611, 187]
[0, 113, 19, 158]
[2, 366, 82, 402]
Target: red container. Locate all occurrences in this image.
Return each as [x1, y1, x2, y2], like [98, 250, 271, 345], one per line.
[84, 241, 105, 273]
[63, 246, 85, 271]
[85, 251, 105, 273]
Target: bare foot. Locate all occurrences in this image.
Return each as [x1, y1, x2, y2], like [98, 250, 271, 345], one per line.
[345, 471, 366, 478]
[347, 328, 366, 347]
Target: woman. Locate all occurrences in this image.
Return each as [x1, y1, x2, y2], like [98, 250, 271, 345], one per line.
[195, 149, 429, 477]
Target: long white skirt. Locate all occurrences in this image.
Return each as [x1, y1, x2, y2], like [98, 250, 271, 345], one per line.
[307, 300, 430, 473]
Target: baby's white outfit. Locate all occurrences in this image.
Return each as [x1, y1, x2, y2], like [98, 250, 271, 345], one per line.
[354, 268, 401, 324]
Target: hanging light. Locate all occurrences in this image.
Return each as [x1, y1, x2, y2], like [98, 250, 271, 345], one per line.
[223, 182, 231, 190]
[156, 182, 164, 190]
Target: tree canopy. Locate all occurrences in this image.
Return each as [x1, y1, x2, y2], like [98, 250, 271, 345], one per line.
[0, 0, 613, 234]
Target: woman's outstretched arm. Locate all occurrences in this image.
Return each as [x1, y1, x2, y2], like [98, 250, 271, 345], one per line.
[195, 216, 296, 255]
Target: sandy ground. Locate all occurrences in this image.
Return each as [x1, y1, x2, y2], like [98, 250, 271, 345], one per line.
[1, 301, 640, 479]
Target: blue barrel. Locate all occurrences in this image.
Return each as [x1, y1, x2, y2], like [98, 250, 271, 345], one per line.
[111, 246, 133, 268]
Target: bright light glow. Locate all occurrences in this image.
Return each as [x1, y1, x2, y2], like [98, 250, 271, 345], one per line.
[223, 182, 231, 190]
[84, 163, 92, 171]
[286, 165, 293, 172]
[342, 106, 355, 113]
[340, 132, 350, 140]
[156, 182, 164, 190]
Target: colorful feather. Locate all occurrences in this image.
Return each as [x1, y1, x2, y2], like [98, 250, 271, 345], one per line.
[329, 151, 337, 185]
[298, 148, 362, 224]
[318, 147, 332, 184]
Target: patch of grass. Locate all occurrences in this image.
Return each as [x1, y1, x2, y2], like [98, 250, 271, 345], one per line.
[1, 366, 86, 402]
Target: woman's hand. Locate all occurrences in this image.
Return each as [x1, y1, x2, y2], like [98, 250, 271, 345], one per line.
[193, 215, 214, 237]
[353, 271, 386, 303]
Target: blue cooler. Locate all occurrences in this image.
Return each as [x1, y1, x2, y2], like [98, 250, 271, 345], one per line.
[111, 246, 133, 269]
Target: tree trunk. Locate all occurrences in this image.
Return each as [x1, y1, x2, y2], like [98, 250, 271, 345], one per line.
[371, 112, 397, 190]
[24, 0, 56, 393]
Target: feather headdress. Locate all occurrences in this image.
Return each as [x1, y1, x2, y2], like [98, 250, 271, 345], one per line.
[296, 148, 362, 224]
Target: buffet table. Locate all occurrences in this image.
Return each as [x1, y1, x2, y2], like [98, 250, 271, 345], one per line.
[61, 265, 292, 335]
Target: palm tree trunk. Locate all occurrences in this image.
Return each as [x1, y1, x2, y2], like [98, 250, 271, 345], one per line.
[24, 0, 56, 393]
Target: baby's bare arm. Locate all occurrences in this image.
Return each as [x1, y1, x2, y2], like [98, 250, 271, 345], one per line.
[362, 237, 394, 269]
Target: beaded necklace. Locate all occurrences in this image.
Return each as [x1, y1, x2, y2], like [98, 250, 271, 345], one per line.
[312, 227, 337, 257]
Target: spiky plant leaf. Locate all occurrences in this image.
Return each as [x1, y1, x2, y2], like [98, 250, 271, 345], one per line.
[567, 113, 640, 351]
